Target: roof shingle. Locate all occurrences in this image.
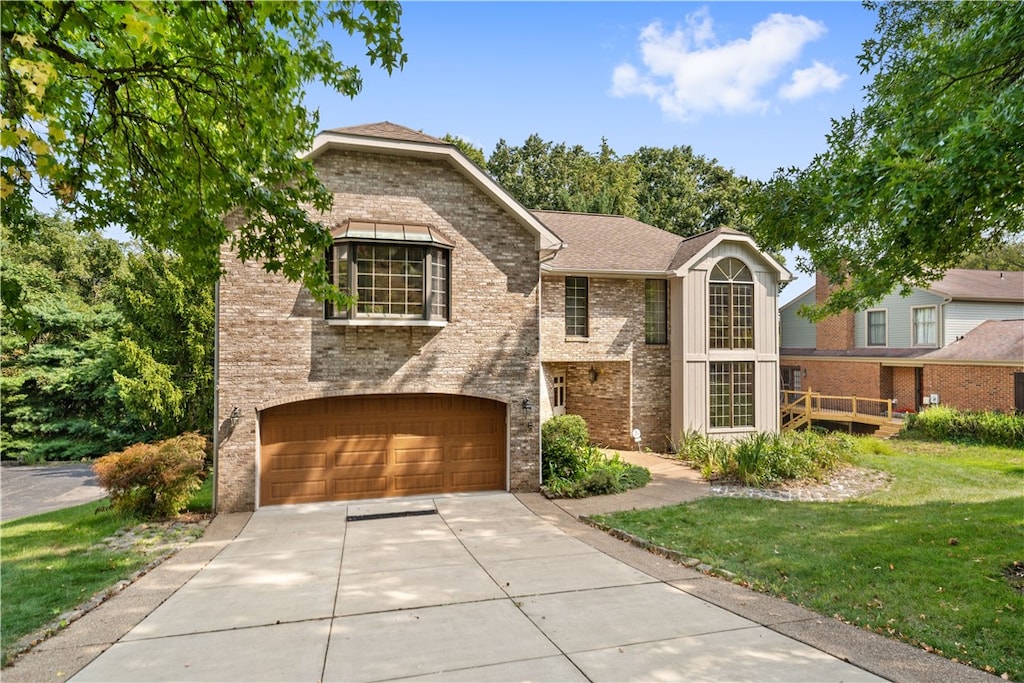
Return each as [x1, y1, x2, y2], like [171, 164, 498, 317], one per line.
[323, 122, 447, 145]
[532, 211, 684, 273]
[927, 269, 1024, 302]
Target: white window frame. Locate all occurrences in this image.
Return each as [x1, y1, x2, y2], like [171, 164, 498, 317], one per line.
[912, 305, 938, 347]
[866, 309, 888, 347]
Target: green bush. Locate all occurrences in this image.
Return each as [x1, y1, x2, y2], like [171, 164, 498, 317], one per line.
[907, 406, 1024, 447]
[93, 432, 207, 518]
[540, 416, 651, 498]
[541, 414, 590, 482]
[674, 429, 852, 486]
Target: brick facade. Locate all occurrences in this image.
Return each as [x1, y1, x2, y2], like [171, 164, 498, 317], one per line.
[216, 149, 543, 512]
[922, 364, 1022, 413]
[814, 272, 855, 350]
[540, 275, 672, 451]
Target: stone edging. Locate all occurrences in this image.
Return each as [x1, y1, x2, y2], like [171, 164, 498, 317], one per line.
[9, 518, 210, 660]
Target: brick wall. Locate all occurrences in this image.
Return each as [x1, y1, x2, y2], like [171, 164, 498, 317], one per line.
[216, 149, 543, 512]
[814, 272, 855, 351]
[541, 275, 672, 451]
[798, 359, 883, 399]
[892, 366, 918, 412]
[923, 364, 1023, 413]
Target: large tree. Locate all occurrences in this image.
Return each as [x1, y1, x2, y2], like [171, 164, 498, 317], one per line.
[2, 1, 405, 304]
[755, 1, 1024, 317]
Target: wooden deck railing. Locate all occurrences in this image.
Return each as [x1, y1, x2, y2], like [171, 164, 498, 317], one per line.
[780, 389, 897, 430]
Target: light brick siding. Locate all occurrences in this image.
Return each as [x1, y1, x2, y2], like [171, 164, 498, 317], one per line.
[541, 275, 672, 451]
[216, 150, 542, 512]
[923, 364, 1023, 413]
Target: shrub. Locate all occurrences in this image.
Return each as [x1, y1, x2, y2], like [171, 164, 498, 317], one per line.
[907, 406, 1024, 447]
[541, 414, 590, 482]
[93, 432, 207, 518]
[540, 416, 651, 498]
[675, 429, 852, 486]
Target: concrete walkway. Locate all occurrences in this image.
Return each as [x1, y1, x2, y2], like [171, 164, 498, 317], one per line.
[6, 453, 998, 682]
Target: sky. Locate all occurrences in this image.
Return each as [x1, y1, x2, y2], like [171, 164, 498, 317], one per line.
[305, 1, 881, 303]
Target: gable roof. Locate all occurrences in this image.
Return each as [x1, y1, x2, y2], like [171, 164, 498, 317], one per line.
[536, 211, 791, 280]
[306, 123, 562, 253]
[323, 122, 446, 145]
[926, 269, 1024, 303]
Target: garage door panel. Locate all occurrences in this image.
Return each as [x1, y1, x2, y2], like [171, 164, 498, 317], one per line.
[260, 394, 506, 505]
[266, 451, 328, 472]
[332, 448, 388, 468]
[270, 479, 327, 501]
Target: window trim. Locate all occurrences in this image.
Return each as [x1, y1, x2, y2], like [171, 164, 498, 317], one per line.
[325, 238, 451, 326]
[565, 276, 589, 338]
[911, 305, 938, 347]
[866, 309, 888, 347]
[644, 279, 668, 345]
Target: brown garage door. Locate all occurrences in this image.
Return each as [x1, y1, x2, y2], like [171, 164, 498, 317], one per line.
[259, 394, 506, 506]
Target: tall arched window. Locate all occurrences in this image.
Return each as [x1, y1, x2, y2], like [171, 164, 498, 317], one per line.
[709, 258, 754, 349]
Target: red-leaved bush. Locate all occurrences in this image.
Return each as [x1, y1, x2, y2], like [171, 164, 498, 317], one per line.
[93, 432, 206, 518]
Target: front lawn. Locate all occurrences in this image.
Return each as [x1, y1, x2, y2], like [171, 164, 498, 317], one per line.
[1, 475, 213, 665]
[594, 437, 1024, 680]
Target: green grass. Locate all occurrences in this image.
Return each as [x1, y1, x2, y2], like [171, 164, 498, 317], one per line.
[595, 436, 1024, 680]
[1, 475, 214, 665]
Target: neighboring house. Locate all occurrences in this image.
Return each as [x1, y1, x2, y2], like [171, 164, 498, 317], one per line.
[780, 271, 1024, 414]
[215, 122, 789, 513]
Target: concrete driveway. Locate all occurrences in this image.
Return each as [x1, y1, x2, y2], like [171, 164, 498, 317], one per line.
[66, 493, 885, 682]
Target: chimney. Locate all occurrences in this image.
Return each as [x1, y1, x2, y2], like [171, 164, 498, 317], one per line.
[815, 271, 856, 351]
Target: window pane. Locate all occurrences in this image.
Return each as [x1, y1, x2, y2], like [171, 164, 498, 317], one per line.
[645, 279, 668, 344]
[709, 283, 730, 349]
[709, 361, 755, 428]
[732, 283, 754, 349]
[913, 307, 936, 345]
[565, 276, 588, 337]
[326, 244, 349, 319]
[867, 311, 886, 346]
[355, 244, 425, 317]
[430, 249, 448, 320]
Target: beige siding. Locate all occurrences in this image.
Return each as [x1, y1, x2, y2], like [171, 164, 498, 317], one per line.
[670, 241, 783, 441]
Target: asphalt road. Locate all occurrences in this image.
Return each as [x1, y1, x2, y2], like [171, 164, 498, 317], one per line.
[0, 463, 107, 522]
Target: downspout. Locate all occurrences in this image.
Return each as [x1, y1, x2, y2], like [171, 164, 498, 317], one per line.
[211, 279, 220, 513]
[937, 294, 952, 348]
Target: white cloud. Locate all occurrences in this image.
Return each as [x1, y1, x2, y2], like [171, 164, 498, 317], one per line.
[779, 61, 847, 100]
[612, 7, 842, 120]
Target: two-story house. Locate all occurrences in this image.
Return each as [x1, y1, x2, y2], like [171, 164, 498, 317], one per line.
[214, 123, 789, 512]
[780, 271, 1024, 414]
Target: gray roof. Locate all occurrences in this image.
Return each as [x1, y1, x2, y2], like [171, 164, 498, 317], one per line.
[533, 211, 684, 273]
[322, 122, 447, 146]
[927, 269, 1024, 302]
[535, 211, 756, 275]
[923, 319, 1024, 362]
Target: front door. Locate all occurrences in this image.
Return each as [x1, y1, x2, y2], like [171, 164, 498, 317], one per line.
[552, 374, 566, 416]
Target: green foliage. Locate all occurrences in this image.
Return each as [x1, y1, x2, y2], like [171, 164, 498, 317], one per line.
[541, 414, 590, 482]
[673, 429, 852, 485]
[93, 433, 207, 519]
[754, 2, 1024, 318]
[1, 217, 214, 462]
[2, 1, 406, 310]
[540, 415, 650, 498]
[906, 406, 1024, 448]
[483, 134, 751, 237]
